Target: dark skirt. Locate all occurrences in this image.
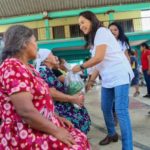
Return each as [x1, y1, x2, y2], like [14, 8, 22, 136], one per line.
[131, 69, 139, 86]
[54, 101, 91, 134]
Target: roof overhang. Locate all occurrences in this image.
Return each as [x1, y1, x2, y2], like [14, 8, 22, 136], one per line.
[0, 0, 150, 18]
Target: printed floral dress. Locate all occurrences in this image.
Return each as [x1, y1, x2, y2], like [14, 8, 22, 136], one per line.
[39, 65, 91, 134]
[0, 58, 90, 150]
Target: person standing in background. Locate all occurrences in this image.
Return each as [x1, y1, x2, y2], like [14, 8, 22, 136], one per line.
[108, 22, 131, 125]
[108, 22, 131, 60]
[140, 43, 150, 98]
[129, 51, 140, 97]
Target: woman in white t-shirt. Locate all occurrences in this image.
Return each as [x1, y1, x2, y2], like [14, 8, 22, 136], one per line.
[108, 22, 131, 60]
[108, 22, 131, 126]
[72, 11, 134, 150]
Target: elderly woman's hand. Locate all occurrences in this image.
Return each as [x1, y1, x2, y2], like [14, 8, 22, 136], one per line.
[58, 116, 74, 129]
[71, 93, 84, 107]
[72, 65, 81, 73]
[53, 127, 76, 147]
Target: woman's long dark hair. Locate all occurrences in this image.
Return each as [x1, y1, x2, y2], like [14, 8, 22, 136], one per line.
[108, 22, 131, 52]
[79, 11, 102, 48]
[1, 25, 34, 63]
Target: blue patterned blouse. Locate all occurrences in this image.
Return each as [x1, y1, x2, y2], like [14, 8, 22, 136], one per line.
[39, 64, 91, 134]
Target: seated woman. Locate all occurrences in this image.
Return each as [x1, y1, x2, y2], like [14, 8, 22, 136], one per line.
[36, 49, 91, 134]
[0, 25, 90, 149]
[59, 58, 68, 75]
[52, 59, 66, 83]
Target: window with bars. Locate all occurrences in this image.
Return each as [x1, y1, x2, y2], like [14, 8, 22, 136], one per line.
[32, 29, 38, 40]
[70, 24, 83, 38]
[0, 32, 4, 38]
[116, 19, 134, 32]
[53, 26, 65, 39]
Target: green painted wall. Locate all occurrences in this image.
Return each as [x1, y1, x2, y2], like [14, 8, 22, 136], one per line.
[0, 10, 142, 40]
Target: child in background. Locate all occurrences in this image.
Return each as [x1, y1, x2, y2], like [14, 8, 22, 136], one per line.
[129, 51, 140, 97]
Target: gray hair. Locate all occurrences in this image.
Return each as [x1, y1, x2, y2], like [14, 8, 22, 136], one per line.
[1, 25, 34, 63]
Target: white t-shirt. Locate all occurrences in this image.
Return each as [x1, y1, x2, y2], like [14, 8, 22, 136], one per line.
[91, 27, 134, 88]
[87, 67, 95, 75]
[118, 40, 129, 52]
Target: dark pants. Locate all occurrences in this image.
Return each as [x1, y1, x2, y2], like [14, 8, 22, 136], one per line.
[143, 70, 150, 94]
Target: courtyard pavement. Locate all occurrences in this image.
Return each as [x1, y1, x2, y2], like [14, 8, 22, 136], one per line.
[85, 84, 150, 150]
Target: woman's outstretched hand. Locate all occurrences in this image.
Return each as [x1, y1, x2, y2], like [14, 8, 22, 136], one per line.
[72, 65, 81, 73]
[85, 80, 95, 92]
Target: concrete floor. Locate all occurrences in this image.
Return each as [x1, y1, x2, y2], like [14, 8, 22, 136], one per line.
[85, 84, 150, 150]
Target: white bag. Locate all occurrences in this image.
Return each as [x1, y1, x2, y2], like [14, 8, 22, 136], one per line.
[65, 71, 84, 95]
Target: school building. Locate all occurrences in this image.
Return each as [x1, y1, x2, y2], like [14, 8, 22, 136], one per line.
[0, 0, 150, 64]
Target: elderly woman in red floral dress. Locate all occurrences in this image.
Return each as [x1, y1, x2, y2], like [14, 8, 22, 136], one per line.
[0, 25, 90, 150]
